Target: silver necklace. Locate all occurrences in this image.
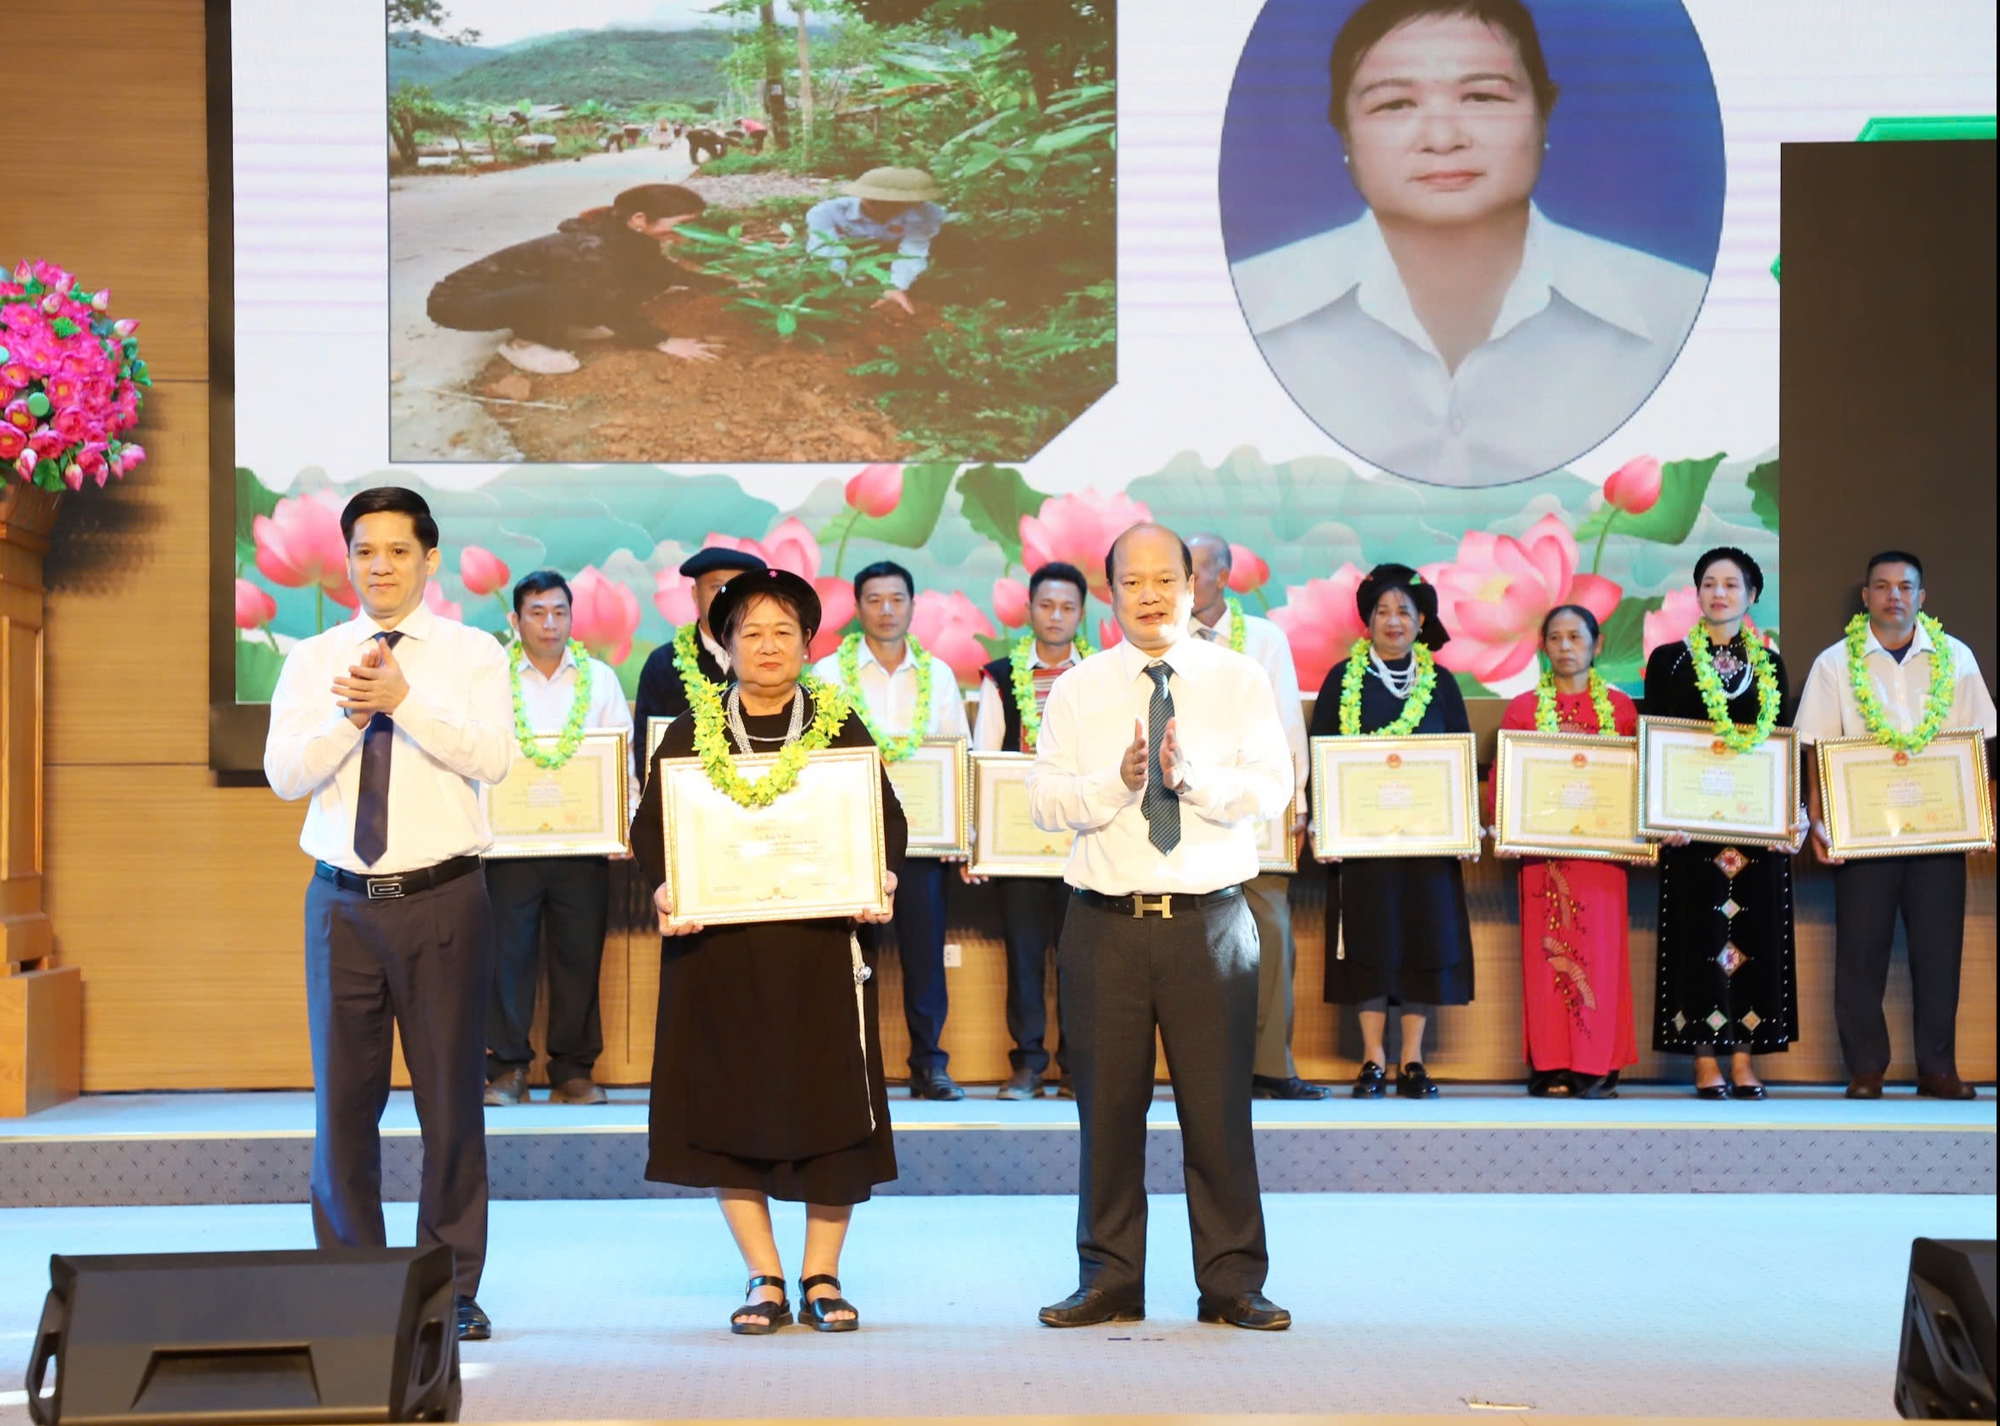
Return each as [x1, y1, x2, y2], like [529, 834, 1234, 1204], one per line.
[1369, 647, 1417, 700]
[1704, 635, 1754, 700]
[725, 685, 805, 755]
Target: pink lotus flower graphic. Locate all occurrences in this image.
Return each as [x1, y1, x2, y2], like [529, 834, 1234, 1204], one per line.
[1019, 490, 1152, 600]
[422, 582, 463, 622]
[910, 590, 997, 686]
[253, 490, 357, 618]
[992, 577, 1029, 629]
[1268, 565, 1368, 693]
[568, 566, 642, 665]
[844, 464, 903, 519]
[1643, 586, 1703, 658]
[1421, 515, 1621, 688]
[459, 545, 511, 598]
[652, 569, 697, 628]
[1226, 544, 1271, 595]
[1602, 455, 1663, 515]
[234, 578, 277, 630]
[672, 521, 857, 659]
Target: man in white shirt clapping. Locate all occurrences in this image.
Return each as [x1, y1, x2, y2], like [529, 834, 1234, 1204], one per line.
[1029, 523, 1295, 1332]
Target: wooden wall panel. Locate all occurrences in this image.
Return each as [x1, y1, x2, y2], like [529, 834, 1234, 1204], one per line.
[6, 0, 1995, 1096]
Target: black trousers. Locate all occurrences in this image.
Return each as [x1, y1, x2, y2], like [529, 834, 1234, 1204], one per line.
[304, 869, 493, 1298]
[1833, 854, 1967, 1078]
[890, 858, 951, 1073]
[1058, 893, 1267, 1303]
[427, 279, 571, 348]
[484, 856, 609, 1086]
[999, 877, 1070, 1076]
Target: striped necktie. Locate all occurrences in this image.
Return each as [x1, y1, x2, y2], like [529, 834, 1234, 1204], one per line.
[1142, 662, 1181, 855]
[352, 630, 405, 866]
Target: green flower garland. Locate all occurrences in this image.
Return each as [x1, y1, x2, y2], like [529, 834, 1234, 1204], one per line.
[1337, 638, 1438, 736]
[1214, 595, 1249, 654]
[837, 630, 933, 764]
[1009, 630, 1093, 751]
[688, 670, 849, 808]
[1535, 668, 1618, 735]
[672, 620, 727, 704]
[1845, 612, 1955, 753]
[1686, 619, 1781, 753]
[511, 640, 593, 769]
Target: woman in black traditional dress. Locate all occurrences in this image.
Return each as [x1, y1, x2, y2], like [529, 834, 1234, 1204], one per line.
[631, 568, 906, 1334]
[1642, 546, 1805, 1099]
[1309, 564, 1475, 1099]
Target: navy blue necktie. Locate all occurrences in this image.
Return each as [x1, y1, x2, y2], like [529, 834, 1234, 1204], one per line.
[1142, 662, 1181, 855]
[352, 630, 405, 867]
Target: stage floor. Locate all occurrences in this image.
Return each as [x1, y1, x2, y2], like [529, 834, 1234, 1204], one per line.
[2, 1192, 1992, 1422]
[0, 1087, 1990, 1205]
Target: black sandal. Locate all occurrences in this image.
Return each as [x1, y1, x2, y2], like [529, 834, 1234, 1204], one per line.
[798, 1273, 860, 1333]
[730, 1274, 792, 1335]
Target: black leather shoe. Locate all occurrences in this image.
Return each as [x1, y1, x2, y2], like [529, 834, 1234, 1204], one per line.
[1694, 1081, 1729, 1100]
[455, 1296, 491, 1341]
[1916, 1072, 1978, 1101]
[1728, 1081, 1767, 1100]
[1038, 1287, 1144, 1328]
[1352, 1060, 1386, 1098]
[997, 1066, 1045, 1100]
[1573, 1073, 1620, 1100]
[1196, 1290, 1291, 1331]
[1253, 1074, 1334, 1100]
[909, 1069, 965, 1101]
[1396, 1062, 1439, 1098]
[483, 1068, 526, 1107]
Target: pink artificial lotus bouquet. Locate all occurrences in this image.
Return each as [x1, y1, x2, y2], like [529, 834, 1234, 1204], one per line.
[0, 260, 149, 491]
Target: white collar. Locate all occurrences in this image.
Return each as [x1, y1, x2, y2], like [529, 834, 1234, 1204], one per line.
[1193, 603, 1235, 644]
[352, 600, 435, 645]
[517, 643, 581, 683]
[857, 638, 920, 676]
[1241, 204, 1656, 349]
[1115, 628, 1195, 683]
[1027, 643, 1081, 671]
[1864, 620, 1935, 660]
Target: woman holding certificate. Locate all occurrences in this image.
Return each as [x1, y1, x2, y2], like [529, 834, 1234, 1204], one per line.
[1641, 547, 1800, 1099]
[630, 568, 906, 1335]
[1492, 606, 1639, 1098]
[1308, 564, 1475, 1098]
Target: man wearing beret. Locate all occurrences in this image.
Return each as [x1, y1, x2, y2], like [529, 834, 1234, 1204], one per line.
[632, 547, 769, 779]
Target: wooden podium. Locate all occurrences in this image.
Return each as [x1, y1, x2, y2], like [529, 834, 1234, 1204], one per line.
[0, 482, 83, 1115]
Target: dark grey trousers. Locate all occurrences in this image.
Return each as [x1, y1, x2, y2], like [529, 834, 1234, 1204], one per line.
[484, 855, 609, 1085]
[1834, 854, 1967, 1078]
[1057, 892, 1268, 1304]
[304, 869, 494, 1298]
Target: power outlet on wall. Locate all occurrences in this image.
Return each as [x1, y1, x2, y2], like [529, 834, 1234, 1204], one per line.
[942, 943, 962, 968]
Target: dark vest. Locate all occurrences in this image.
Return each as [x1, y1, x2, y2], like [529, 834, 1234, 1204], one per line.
[980, 657, 1024, 752]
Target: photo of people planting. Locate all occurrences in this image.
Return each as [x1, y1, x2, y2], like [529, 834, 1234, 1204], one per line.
[387, 0, 1115, 464]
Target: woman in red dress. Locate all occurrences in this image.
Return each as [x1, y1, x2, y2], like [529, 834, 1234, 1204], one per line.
[1493, 605, 1639, 1098]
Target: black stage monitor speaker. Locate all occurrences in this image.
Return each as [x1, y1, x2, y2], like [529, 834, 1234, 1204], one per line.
[1897, 1237, 1997, 1419]
[25, 1245, 460, 1425]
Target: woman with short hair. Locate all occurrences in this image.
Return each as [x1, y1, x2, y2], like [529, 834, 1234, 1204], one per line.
[631, 568, 906, 1333]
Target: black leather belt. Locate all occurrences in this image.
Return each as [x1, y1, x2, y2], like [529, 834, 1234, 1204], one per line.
[1073, 884, 1244, 920]
[314, 855, 482, 900]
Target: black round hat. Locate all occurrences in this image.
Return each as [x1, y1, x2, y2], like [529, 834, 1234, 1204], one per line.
[678, 546, 770, 580]
[1354, 562, 1449, 650]
[705, 568, 823, 647]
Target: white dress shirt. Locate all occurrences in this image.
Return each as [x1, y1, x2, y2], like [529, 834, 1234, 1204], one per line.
[513, 644, 641, 810]
[1230, 205, 1708, 486]
[1191, 603, 1309, 811]
[1793, 621, 1997, 743]
[972, 645, 1081, 751]
[265, 601, 514, 874]
[811, 640, 971, 741]
[1029, 632, 1293, 895]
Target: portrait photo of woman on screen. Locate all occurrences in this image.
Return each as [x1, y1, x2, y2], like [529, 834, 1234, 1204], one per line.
[1227, 0, 1715, 488]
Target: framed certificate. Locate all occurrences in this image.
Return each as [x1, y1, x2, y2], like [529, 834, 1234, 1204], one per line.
[884, 738, 971, 857]
[968, 752, 1075, 877]
[1637, 716, 1800, 848]
[1254, 813, 1300, 874]
[1308, 734, 1479, 860]
[657, 746, 889, 926]
[1817, 729, 1994, 859]
[482, 728, 630, 858]
[645, 715, 676, 762]
[1492, 730, 1656, 864]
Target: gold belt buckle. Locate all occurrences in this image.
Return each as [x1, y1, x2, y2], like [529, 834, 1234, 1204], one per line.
[1132, 894, 1172, 919]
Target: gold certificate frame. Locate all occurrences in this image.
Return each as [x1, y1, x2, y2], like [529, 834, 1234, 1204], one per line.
[645, 715, 677, 762]
[1308, 733, 1479, 860]
[1638, 716, 1800, 848]
[1493, 730, 1656, 864]
[482, 728, 630, 858]
[1817, 729, 1993, 860]
[658, 746, 889, 926]
[885, 738, 971, 857]
[967, 751, 1075, 877]
[1254, 813, 1299, 874]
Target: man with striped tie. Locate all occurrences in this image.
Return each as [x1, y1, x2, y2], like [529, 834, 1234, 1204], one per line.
[1027, 523, 1295, 1332]
[264, 487, 512, 1341]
